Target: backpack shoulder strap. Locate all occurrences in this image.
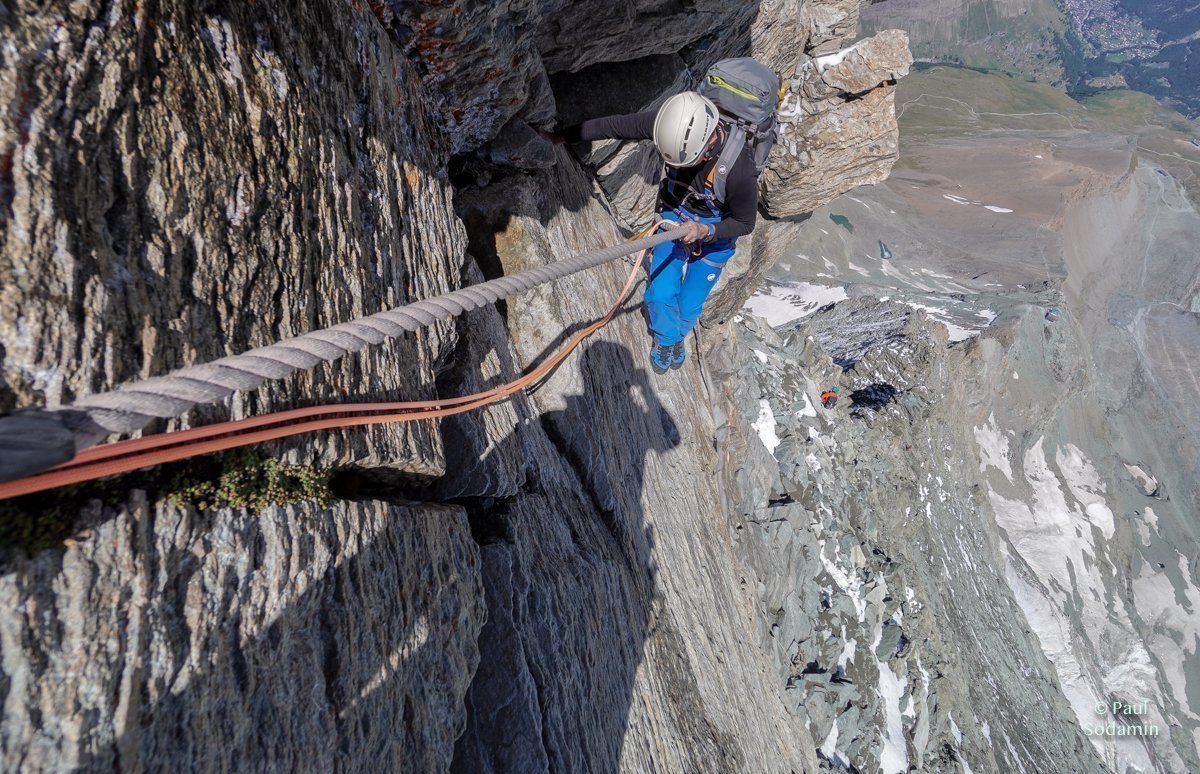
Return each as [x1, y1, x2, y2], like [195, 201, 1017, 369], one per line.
[710, 127, 747, 204]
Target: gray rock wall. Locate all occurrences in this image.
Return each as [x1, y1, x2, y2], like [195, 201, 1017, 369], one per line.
[0, 0, 464, 473]
[442, 147, 822, 772]
[0, 498, 484, 771]
[708, 303, 1108, 772]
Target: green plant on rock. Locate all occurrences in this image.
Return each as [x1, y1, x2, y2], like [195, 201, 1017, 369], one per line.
[166, 449, 331, 512]
[0, 450, 333, 558]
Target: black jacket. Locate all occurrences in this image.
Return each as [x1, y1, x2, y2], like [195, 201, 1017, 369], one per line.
[563, 110, 758, 241]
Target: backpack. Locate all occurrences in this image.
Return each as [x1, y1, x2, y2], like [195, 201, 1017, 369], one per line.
[697, 57, 782, 203]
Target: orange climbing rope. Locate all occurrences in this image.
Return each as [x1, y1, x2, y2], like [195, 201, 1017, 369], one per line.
[0, 223, 667, 501]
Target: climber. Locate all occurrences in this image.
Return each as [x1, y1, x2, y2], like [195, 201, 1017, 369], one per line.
[821, 387, 839, 409]
[544, 60, 779, 375]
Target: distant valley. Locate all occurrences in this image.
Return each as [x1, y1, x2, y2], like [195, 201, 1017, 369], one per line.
[863, 0, 1200, 117]
[750, 65, 1200, 772]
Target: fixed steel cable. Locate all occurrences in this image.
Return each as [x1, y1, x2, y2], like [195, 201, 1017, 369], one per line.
[0, 224, 688, 487]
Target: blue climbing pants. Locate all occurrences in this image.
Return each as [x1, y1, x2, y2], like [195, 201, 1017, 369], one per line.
[644, 210, 736, 346]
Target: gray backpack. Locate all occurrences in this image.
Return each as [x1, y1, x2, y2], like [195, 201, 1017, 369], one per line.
[697, 57, 782, 202]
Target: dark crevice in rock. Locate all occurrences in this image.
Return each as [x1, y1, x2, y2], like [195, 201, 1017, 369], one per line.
[529, 663, 558, 771]
[452, 497, 515, 546]
[0, 343, 16, 413]
[548, 53, 684, 127]
[320, 560, 345, 725]
[455, 209, 512, 321]
[447, 152, 509, 192]
[325, 469, 449, 512]
[849, 383, 901, 411]
[0, 146, 14, 221]
[535, 412, 618, 544]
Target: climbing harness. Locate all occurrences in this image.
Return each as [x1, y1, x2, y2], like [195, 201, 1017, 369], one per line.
[0, 222, 685, 499]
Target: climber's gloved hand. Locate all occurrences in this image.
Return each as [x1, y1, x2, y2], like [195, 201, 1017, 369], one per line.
[677, 220, 712, 244]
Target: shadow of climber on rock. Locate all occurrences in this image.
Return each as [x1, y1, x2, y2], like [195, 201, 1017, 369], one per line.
[449, 339, 682, 772]
[46, 336, 680, 772]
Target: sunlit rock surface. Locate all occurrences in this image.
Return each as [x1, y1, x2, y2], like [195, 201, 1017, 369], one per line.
[0, 498, 485, 771]
[0, 0, 463, 474]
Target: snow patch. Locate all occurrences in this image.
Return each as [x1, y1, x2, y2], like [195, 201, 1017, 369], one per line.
[820, 542, 866, 622]
[906, 302, 979, 342]
[1124, 464, 1158, 495]
[820, 718, 851, 769]
[813, 41, 863, 72]
[1057, 444, 1115, 539]
[874, 620, 910, 773]
[837, 635, 857, 672]
[1133, 556, 1200, 726]
[753, 399, 780, 455]
[744, 281, 849, 327]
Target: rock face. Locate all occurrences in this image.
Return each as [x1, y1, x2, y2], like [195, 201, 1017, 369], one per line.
[0, 1, 973, 772]
[388, 0, 763, 154]
[0, 497, 485, 771]
[766, 29, 913, 219]
[0, 0, 463, 474]
[443, 149, 822, 772]
[705, 302, 1108, 773]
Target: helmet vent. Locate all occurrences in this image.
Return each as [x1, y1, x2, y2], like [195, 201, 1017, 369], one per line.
[653, 91, 719, 167]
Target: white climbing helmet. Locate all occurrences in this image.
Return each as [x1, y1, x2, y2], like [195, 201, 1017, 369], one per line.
[653, 92, 720, 167]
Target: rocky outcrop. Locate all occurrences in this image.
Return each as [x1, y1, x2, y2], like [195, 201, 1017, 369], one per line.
[0, 498, 484, 771]
[805, 0, 868, 53]
[0, 0, 463, 474]
[766, 29, 913, 218]
[706, 303, 1108, 773]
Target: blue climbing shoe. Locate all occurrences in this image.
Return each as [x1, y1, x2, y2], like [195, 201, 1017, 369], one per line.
[649, 342, 672, 375]
[669, 341, 686, 369]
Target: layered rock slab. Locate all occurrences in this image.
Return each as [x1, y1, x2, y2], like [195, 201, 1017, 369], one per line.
[0, 1, 463, 474]
[0, 498, 484, 771]
[442, 145, 821, 772]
